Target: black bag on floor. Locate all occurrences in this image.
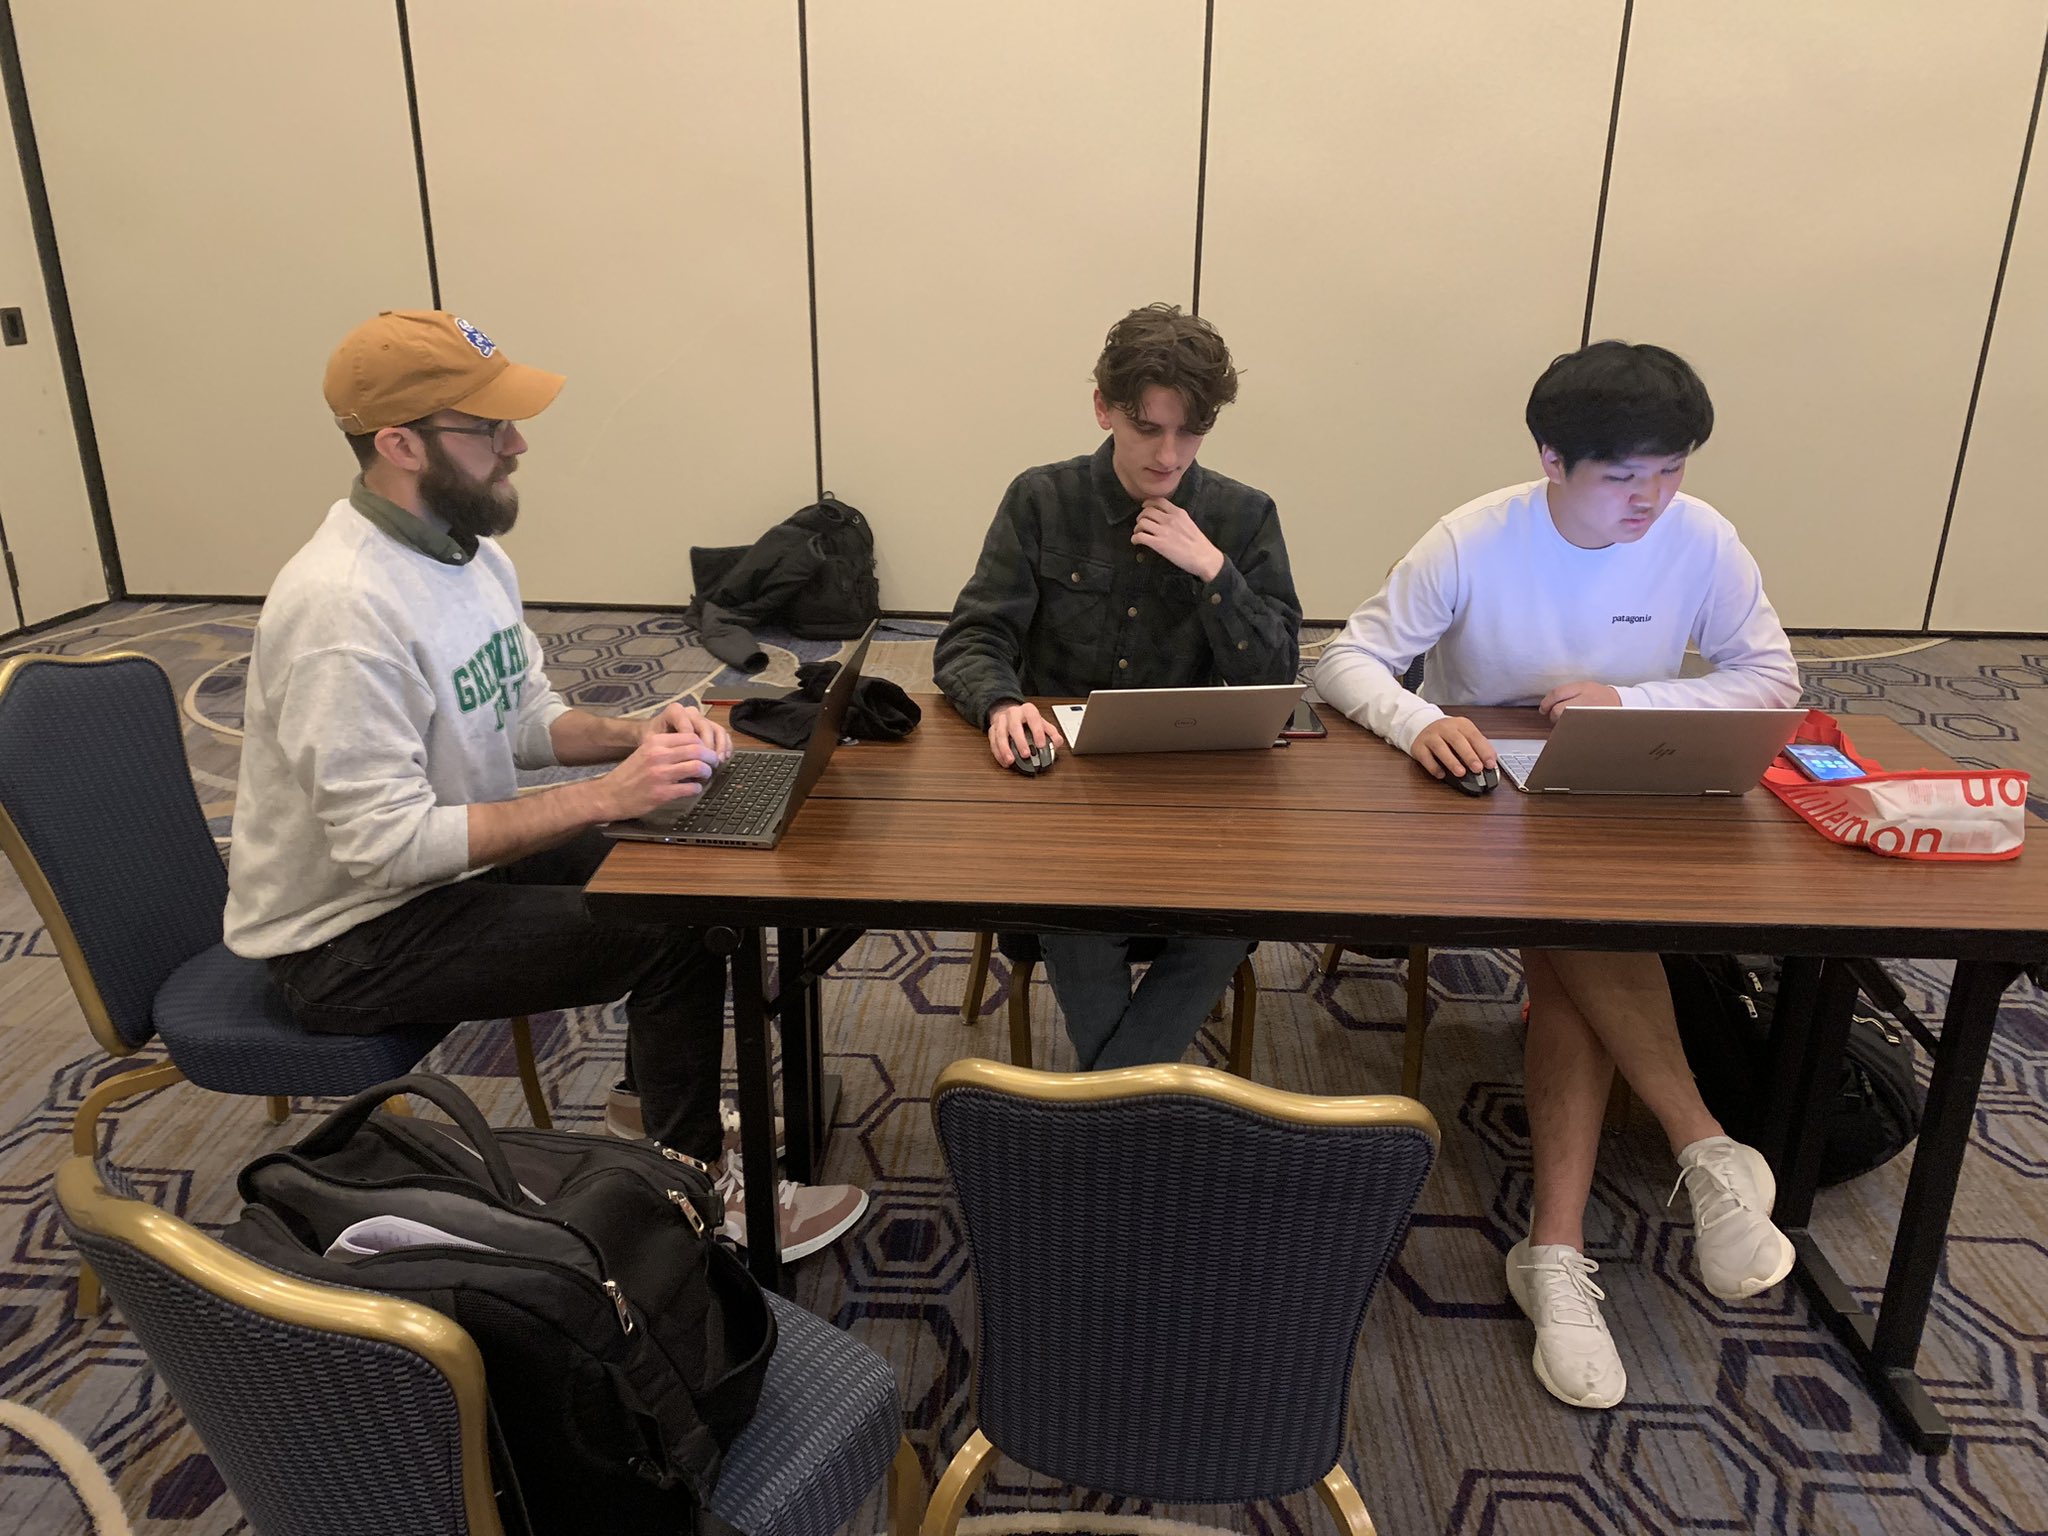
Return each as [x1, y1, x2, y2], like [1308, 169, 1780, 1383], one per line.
[219, 1073, 776, 1536]
[1662, 956, 1924, 1186]
[692, 493, 881, 641]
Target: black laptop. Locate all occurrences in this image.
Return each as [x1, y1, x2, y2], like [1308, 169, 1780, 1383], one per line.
[602, 624, 875, 849]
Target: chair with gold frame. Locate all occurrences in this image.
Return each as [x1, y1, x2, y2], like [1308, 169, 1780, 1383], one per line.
[0, 653, 551, 1318]
[55, 1156, 925, 1536]
[957, 932, 1258, 1076]
[925, 1059, 1440, 1536]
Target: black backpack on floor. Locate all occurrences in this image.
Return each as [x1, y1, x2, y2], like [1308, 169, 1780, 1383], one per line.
[692, 493, 881, 640]
[220, 1074, 776, 1536]
[1661, 956, 1924, 1186]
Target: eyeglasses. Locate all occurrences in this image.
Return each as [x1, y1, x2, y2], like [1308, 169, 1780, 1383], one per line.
[410, 418, 519, 452]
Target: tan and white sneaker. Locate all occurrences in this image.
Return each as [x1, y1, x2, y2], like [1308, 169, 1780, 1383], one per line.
[1674, 1135, 1796, 1300]
[1505, 1240, 1628, 1409]
[714, 1151, 868, 1262]
[604, 1084, 785, 1161]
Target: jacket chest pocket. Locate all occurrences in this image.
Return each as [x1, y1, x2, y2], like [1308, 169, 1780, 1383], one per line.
[1038, 546, 1115, 622]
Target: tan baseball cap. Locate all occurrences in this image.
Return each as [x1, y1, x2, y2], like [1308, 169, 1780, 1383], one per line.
[324, 309, 565, 433]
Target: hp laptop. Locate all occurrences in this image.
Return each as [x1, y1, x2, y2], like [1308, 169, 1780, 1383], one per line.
[1492, 706, 1804, 795]
[603, 623, 875, 847]
[1052, 683, 1304, 755]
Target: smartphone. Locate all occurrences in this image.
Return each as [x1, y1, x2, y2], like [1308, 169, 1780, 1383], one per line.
[1783, 742, 1866, 783]
[1280, 700, 1327, 739]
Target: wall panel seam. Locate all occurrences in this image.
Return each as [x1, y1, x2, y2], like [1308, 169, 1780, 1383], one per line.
[1922, 15, 2048, 630]
[1580, 0, 1634, 348]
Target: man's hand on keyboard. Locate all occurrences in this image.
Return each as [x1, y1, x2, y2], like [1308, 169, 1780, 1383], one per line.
[594, 731, 723, 821]
[643, 700, 732, 759]
[1410, 717, 1498, 780]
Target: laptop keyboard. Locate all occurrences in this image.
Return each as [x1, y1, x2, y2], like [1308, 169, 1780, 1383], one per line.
[1497, 748, 1544, 783]
[663, 751, 802, 837]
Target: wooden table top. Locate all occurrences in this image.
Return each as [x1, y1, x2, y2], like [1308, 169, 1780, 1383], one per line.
[587, 696, 2048, 961]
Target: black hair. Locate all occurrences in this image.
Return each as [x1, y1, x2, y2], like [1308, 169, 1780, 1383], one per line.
[1524, 340, 1713, 471]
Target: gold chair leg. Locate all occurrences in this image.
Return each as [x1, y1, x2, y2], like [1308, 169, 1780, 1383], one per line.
[1316, 1464, 1379, 1536]
[69, 1059, 186, 1317]
[265, 1095, 290, 1125]
[1226, 958, 1257, 1079]
[887, 1437, 924, 1536]
[1007, 959, 1037, 1067]
[1320, 941, 1345, 977]
[961, 932, 993, 1024]
[1400, 945, 1431, 1099]
[510, 1014, 553, 1129]
[919, 1429, 998, 1536]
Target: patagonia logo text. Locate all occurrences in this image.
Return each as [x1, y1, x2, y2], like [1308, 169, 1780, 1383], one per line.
[1611, 613, 1652, 624]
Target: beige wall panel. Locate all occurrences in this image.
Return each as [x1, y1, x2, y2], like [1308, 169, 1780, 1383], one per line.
[1933, 150, 2048, 633]
[1201, 1, 1622, 622]
[410, 2, 815, 606]
[810, 2, 1204, 613]
[11, 3, 429, 596]
[0, 102, 102, 626]
[1591, 2, 2043, 631]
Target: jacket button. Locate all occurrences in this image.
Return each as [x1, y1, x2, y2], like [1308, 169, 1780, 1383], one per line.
[1236, 641, 1247, 650]
[1126, 606, 1138, 618]
[1070, 571, 1081, 583]
[1136, 552, 1147, 562]
[1208, 593, 1221, 605]
[1118, 658, 1129, 670]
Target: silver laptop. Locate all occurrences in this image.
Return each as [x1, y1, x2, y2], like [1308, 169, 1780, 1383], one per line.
[1052, 683, 1304, 755]
[1492, 706, 1804, 795]
[603, 624, 875, 847]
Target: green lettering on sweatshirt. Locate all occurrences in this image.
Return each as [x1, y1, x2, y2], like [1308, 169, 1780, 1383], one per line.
[453, 623, 528, 729]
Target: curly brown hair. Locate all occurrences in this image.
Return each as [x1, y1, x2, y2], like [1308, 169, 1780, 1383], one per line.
[1092, 303, 1239, 436]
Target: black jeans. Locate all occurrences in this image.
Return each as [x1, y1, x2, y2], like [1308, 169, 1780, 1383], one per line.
[268, 831, 726, 1163]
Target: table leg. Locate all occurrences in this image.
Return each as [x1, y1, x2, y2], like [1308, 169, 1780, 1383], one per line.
[1778, 955, 2020, 1453]
[729, 926, 785, 1292]
[778, 926, 820, 1184]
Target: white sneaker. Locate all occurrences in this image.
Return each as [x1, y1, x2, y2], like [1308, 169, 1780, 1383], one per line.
[1504, 1240, 1628, 1409]
[714, 1151, 868, 1263]
[1674, 1135, 1796, 1300]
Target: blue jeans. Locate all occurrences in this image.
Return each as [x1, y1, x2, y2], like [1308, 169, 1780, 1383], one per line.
[1038, 935, 1253, 1070]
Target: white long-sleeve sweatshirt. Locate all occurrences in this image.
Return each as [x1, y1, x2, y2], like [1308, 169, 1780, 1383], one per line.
[224, 502, 569, 958]
[1314, 480, 1800, 753]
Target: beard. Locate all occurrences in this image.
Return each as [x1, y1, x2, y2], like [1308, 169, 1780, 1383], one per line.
[419, 440, 520, 541]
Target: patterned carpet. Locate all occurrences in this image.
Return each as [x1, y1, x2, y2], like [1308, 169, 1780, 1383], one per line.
[1, 601, 2046, 1535]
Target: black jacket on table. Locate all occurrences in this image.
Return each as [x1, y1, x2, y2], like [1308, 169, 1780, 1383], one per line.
[934, 438, 1303, 728]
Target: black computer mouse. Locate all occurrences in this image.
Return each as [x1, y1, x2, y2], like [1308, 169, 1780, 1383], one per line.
[1449, 766, 1499, 796]
[1010, 741, 1056, 776]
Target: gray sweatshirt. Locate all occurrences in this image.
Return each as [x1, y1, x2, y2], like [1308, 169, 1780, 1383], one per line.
[224, 497, 568, 958]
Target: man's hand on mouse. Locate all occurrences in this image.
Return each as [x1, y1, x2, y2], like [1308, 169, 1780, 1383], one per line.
[1539, 681, 1622, 720]
[987, 700, 1057, 768]
[1131, 499, 1225, 582]
[1410, 717, 1498, 781]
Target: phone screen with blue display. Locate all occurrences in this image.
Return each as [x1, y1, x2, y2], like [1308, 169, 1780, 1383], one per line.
[1783, 743, 1866, 783]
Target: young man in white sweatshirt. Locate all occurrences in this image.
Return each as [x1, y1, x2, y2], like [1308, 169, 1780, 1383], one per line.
[224, 310, 868, 1261]
[1314, 341, 1801, 1410]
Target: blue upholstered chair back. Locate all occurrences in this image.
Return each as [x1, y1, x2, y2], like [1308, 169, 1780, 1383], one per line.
[55, 1158, 499, 1536]
[0, 655, 227, 1051]
[933, 1062, 1438, 1505]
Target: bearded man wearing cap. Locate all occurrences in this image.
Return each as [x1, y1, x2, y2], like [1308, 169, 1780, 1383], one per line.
[222, 310, 868, 1262]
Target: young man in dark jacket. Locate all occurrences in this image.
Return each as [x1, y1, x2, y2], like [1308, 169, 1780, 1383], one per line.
[935, 303, 1302, 1069]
